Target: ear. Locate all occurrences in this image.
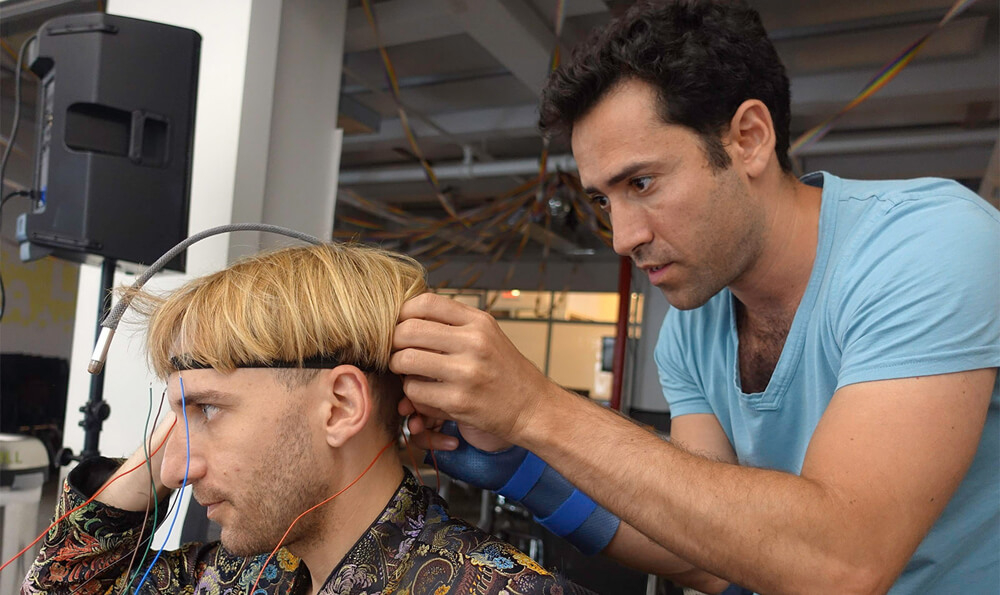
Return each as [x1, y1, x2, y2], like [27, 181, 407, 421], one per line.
[727, 99, 776, 179]
[316, 366, 374, 448]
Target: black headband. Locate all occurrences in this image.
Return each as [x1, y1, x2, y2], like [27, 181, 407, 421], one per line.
[169, 355, 373, 372]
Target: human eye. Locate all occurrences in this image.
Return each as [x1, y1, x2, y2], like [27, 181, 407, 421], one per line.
[590, 194, 610, 211]
[199, 403, 220, 421]
[630, 175, 653, 192]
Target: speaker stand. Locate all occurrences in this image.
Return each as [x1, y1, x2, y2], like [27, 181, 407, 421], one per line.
[58, 258, 115, 465]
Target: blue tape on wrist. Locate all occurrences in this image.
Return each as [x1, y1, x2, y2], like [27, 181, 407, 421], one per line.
[536, 489, 598, 537]
[497, 451, 547, 501]
[566, 505, 621, 555]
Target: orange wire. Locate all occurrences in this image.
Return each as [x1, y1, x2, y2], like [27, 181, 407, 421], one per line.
[0, 419, 177, 575]
[400, 430, 425, 486]
[250, 438, 396, 594]
[429, 449, 441, 493]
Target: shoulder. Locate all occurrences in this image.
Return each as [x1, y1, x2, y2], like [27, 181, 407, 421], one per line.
[827, 175, 998, 239]
[825, 175, 998, 297]
[410, 500, 593, 593]
[459, 539, 595, 594]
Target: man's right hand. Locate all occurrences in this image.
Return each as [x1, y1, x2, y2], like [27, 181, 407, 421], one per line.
[390, 293, 563, 445]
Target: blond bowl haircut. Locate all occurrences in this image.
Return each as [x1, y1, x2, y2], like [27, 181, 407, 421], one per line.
[126, 242, 427, 437]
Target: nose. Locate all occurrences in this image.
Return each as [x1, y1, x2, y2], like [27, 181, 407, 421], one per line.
[610, 201, 653, 258]
[159, 416, 207, 489]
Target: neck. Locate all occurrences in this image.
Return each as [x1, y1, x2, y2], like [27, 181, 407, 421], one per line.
[730, 172, 823, 323]
[287, 438, 404, 595]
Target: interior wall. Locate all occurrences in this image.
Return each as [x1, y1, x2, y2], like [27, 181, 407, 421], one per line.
[497, 320, 548, 372]
[0, 240, 78, 359]
[0, 83, 78, 360]
[548, 322, 616, 397]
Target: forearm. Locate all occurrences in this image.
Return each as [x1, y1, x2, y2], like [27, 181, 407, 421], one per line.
[605, 521, 730, 593]
[518, 389, 876, 594]
[24, 457, 169, 594]
[96, 413, 176, 511]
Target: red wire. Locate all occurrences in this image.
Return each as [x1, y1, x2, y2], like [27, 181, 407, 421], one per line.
[400, 426, 442, 491]
[0, 419, 177, 575]
[400, 430, 424, 486]
[250, 438, 396, 594]
[429, 448, 441, 493]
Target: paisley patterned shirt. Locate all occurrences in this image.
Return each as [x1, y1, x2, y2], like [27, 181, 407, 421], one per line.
[23, 458, 595, 594]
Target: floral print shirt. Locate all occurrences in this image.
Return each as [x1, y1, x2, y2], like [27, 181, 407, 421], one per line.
[23, 458, 594, 595]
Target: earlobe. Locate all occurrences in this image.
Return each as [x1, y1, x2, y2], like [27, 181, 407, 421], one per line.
[322, 366, 373, 448]
[729, 99, 776, 178]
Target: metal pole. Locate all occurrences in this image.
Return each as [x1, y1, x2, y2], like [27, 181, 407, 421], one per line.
[610, 256, 631, 411]
[79, 258, 116, 460]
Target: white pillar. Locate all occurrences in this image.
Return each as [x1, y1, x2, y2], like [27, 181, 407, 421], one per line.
[259, 0, 346, 252]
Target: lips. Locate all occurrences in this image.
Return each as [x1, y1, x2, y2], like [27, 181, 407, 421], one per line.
[195, 491, 226, 518]
[643, 262, 672, 284]
[203, 501, 223, 519]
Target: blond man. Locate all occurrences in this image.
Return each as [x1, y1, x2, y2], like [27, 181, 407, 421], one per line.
[24, 243, 592, 595]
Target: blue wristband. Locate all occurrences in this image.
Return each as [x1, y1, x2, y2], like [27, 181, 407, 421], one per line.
[536, 489, 597, 536]
[427, 421, 620, 554]
[497, 452, 547, 500]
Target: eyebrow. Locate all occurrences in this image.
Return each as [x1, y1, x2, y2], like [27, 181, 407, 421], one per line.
[583, 161, 657, 196]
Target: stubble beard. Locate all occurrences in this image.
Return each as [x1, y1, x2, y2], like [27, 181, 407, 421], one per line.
[218, 411, 333, 557]
[657, 167, 764, 311]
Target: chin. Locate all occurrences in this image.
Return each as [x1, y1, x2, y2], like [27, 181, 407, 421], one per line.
[658, 285, 719, 311]
[219, 529, 274, 558]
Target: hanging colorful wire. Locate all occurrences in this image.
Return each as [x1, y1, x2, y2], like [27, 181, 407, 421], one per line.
[120, 386, 168, 592]
[0, 420, 177, 576]
[133, 376, 191, 593]
[789, 0, 980, 155]
[359, 0, 464, 222]
[339, 0, 608, 293]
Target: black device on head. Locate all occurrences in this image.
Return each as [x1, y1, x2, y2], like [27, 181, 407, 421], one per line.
[169, 355, 373, 372]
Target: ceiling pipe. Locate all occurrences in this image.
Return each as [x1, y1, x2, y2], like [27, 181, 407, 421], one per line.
[340, 154, 577, 185]
[338, 128, 997, 185]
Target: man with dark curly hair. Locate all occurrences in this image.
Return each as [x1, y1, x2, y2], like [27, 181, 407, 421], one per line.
[390, 1, 1000, 593]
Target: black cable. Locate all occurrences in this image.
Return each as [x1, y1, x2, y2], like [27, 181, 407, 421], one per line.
[1, 189, 31, 209]
[0, 34, 38, 323]
[88, 224, 324, 374]
[0, 34, 37, 215]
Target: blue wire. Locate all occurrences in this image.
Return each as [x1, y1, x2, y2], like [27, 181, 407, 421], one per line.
[134, 376, 190, 593]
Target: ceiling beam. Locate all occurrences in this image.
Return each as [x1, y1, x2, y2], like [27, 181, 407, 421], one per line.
[341, 128, 998, 183]
[341, 103, 540, 152]
[790, 44, 998, 112]
[434, 0, 565, 96]
[344, 0, 464, 53]
[343, 47, 998, 152]
[343, 0, 607, 54]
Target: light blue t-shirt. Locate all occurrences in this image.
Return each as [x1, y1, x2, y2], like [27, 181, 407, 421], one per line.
[655, 172, 999, 593]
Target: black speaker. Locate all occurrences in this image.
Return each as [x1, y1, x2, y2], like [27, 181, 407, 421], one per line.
[16, 13, 200, 271]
